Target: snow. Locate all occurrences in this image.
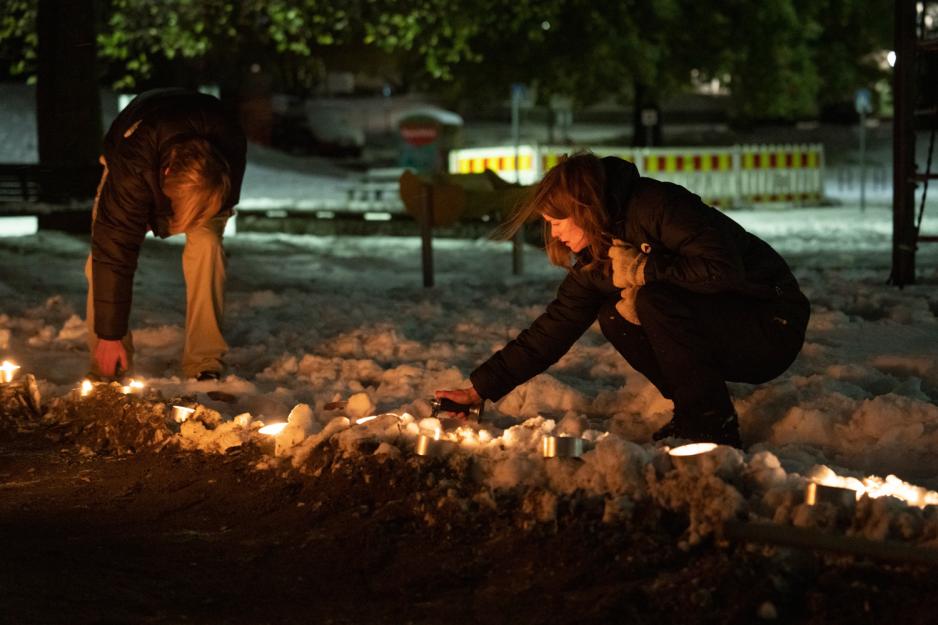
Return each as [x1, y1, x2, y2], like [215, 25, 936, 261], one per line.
[3, 84, 938, 547]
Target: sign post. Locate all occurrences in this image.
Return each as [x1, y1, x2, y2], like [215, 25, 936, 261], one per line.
[641, 108, 659, 147]
[855, 88, 873, 212]
[511, 83, 526, 275]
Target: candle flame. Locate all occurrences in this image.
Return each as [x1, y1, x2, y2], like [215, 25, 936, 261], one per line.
[0, 360, 20, 383]
[121, 379, 145, 394]
[434, 428, 441, 441]
[669, 442, 718, 457]
[259, 422, 287, 436]
[80, 379, 94, 397]
[809, 465, 938, 508]
[171, 405, 196, 423]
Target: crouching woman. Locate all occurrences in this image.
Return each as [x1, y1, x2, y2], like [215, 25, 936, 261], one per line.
[438, 152, 809, 447]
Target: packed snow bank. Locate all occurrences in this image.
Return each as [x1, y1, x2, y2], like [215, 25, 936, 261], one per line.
[23, 380, 938, 551]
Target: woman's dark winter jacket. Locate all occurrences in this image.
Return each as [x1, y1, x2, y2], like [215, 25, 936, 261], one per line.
[92, 88, 247, 340]
[470, 156, 809, 402]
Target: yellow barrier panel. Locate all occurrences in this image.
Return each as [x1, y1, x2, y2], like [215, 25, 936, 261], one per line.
[448, 143, 824, 207]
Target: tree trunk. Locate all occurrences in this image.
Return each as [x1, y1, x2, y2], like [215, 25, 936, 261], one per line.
[35, 0, 102, 200]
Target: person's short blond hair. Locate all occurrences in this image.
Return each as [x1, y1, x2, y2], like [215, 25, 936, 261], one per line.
[162, 139, 231, 234]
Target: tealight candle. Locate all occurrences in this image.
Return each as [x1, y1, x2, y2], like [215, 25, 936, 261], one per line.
[414, 430, 457, 458]
[0, 360, 20, 384]
[171, 405, 196, 424]
[258, 422, 288, 436]
[124, 379, 145, 394]
[666, 442, 723, 476]
[669, 442, 718, 458]
[542, 435, 585, 459]
[805, 482, 858, 508]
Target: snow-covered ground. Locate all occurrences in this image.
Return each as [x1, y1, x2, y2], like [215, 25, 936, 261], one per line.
[2, 204, 938, 481]
[4, 83, 938, 547]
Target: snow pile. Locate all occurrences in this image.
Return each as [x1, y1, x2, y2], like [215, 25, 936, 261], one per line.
[42, 384, 172, 455]
[195, 398, 936, 547]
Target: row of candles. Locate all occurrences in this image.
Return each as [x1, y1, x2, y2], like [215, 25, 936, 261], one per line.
[5, 356, 936, 509]
[3, 360, 588, 459]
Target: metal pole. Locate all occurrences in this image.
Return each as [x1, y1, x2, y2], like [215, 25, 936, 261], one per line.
[511, 84, 524, 276]
[420, 183, 434, 288]
[891, 0, 918, 286]
[859, 110, 867, 212]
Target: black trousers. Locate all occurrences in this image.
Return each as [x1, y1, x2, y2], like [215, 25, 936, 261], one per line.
[598, 282, 809, 420]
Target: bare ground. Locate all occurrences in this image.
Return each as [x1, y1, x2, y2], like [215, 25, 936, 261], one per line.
[2, 426, 938, 625]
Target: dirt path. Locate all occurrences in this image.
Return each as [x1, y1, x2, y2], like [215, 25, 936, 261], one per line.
[2, 430, 937, 625]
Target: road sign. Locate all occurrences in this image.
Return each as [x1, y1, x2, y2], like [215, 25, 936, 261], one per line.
[641, 108, 659, 127]
[855, 88, 873, 115]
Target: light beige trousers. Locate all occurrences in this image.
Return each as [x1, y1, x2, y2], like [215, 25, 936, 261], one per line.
[85, 165, 229, 378]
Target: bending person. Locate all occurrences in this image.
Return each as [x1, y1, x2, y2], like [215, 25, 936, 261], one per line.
[438, 152, 809, 447]
[86, 88, 247, 381]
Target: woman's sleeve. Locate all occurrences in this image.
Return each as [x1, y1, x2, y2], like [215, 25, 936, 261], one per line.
[641, 187, 746, 293]
[470, 269, 606, 402]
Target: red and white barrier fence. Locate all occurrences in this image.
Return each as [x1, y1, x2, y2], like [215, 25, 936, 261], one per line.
[449, 144, 825, 207]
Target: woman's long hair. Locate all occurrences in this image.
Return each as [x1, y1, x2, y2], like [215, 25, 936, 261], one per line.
[497, 151, 610, 272]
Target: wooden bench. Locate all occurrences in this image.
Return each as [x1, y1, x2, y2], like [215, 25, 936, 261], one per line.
[0, 163, 101, 206]
[0, 164, 101, 234]
[0, 164, 43, 203]
[399, 169, 531, 287]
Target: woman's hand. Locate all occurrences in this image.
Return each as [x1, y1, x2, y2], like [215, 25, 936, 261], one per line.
[609, 239, 648, 288]
[435, 386, 481, 405]
[434, 387, 482, 418]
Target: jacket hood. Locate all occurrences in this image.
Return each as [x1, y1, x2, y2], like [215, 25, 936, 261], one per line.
[601, 156, 640, 230]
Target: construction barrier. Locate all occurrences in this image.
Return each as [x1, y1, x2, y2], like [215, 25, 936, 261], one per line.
[449, 144, 825, 207]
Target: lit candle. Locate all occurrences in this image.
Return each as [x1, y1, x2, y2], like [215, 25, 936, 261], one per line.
[258, 422, 288, 436]
[669, 442, 718, 458]
[414, 429, 458, 458]
[121, 379, 145, 395]
[0, 360, 20, 384]
[804, 482, 857, 508]
[666, 442, 721, 476]
[542, 435, 585, 459]
[171, 405, 196, 424]
[80, 379, 94, 397]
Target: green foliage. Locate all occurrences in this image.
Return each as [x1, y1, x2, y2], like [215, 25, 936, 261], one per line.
[0, 0, 37, 82]
[0, 0, 895, 120]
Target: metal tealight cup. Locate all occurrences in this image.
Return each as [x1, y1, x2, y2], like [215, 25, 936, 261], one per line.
[805, 482, 858, 508]
[542, 435, 585, 459]
[414, 433, 457, 458]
